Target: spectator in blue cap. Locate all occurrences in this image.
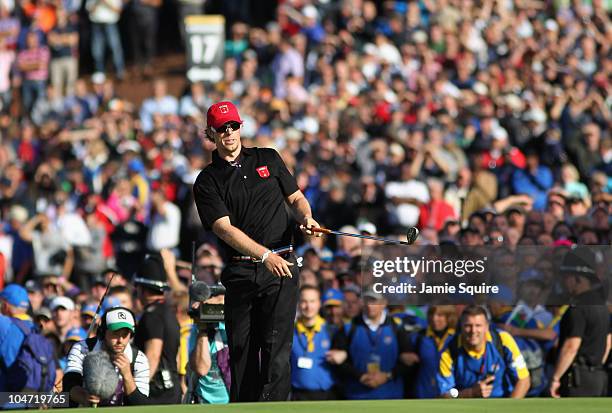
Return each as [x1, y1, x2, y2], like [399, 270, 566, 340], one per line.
[0, 284, 31, 312]
[59, 327, 88, 370]
[322, 288, 344, 328]
[0, 284, 34, 390]
[81, 303, 98, 331]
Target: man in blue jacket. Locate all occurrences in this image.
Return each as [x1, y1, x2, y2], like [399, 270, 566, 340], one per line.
[331, 290, 411, 399]
[291, 285, 344, 400]
[0, 284, 34, 391]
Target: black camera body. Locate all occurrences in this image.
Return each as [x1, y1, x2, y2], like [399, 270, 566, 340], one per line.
[188, 283, 226, 323]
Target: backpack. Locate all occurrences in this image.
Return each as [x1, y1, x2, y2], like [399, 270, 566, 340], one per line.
[6, 319, 57, 392]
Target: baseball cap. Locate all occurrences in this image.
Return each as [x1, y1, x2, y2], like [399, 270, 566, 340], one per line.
[65, 327, 87, 342]
[505, 204, 526, 215]
[342, 284, 361, 297]
[34, 307, 52, 320]
[322, 288, 344, 306]
[127, 158, 145, 174]
[101, 296, 122, 312]
[25, 279, 41, 293]
[357, 222, 377, 235]
[207, 101, 242, 130]
[363, 290, 385, 301]
[0, 284, 30, 309]
[519, 269, 546, 286]
[50, 296, 75, 311]
[81, 303, 98, 317]
[91, 72, 106, 85]
[302, 5, 319, 20]
[91, 274, 107, 287]
[105, 307, 135, 333]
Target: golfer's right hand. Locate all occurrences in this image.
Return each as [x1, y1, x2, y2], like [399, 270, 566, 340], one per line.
[263, 253, 294, 278]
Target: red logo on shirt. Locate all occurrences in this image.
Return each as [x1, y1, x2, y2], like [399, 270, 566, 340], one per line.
[256, 166, 270, 178]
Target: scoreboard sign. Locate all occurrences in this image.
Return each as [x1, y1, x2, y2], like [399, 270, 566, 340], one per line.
[185, 15, 225, 83]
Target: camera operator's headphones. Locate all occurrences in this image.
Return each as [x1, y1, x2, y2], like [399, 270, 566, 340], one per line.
[96, 306, 136, 342]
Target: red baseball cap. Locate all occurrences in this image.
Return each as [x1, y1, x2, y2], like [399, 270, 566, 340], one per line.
[207, 101, 242, 130]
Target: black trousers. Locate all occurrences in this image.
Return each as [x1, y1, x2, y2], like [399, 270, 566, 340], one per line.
[221, 255, 299, 402]
[561, 365, 608, 397]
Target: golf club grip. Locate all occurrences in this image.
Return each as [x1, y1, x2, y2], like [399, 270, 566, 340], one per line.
[309, 227, 332, 235]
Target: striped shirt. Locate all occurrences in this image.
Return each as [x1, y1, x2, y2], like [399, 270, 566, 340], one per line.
[65, 340, 150, 398]
[16, 46, 50, 81]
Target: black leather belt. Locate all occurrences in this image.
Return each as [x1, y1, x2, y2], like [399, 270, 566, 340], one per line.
[231, 245, 294, 262]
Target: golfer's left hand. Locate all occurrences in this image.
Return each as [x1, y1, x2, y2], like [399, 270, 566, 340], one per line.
[300, 217, 322, 237]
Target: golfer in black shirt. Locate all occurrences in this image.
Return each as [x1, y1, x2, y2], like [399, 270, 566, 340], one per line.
[193, 101, 321, 402]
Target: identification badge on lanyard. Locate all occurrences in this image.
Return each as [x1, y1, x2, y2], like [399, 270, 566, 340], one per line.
[297, 357, 314, 369]
[367, 354, 381, 373]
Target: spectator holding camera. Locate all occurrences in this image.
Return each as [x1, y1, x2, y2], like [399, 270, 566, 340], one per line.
[437, 305, 530, 398]
[185, 292, 230, 404]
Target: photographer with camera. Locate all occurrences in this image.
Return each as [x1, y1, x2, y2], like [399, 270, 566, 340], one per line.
[185, 291, 230, 404]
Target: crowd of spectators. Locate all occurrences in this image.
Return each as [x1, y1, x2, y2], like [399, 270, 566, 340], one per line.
[0, 0, 610, 404]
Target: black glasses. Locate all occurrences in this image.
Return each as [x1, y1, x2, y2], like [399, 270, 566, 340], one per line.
[213, 121, 241, 134]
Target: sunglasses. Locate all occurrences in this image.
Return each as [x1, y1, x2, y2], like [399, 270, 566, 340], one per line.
[212, 121, 241, 134]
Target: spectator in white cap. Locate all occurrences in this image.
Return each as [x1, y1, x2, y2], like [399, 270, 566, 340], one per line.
[50, 296, 76, 342]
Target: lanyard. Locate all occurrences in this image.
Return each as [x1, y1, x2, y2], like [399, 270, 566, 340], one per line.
[366, 324, 385, 353]
[298, 331, 312, 352]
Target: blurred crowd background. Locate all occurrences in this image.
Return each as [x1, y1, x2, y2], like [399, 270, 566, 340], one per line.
[0, 0, 610, 403]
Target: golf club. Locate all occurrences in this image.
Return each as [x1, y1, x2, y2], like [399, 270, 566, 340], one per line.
[304, 226, 419, 246]
[87, 271, 117, 337]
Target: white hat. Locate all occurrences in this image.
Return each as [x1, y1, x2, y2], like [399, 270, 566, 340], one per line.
[8, 205, 28, 224]
[412, 30, 427, 44]
[300, 117, 319, 134]
[285, 127, 302, 141]
[339, 225, 358, 234]
[504, 95, 524, 111]
[50, 296, 75, 311]
[105, 307, 135, 333]
[472, 82, 488, 96]
[545, 19, 559, 32]
[523, 108, 547, 124]
[92, 72, 106, 85]
[492, 126, 509, 141]
[357, 221, 377, 235]
[302, 5, 319, 20]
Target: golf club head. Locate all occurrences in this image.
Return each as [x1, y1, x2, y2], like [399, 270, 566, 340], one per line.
[406, 227, 420, 244]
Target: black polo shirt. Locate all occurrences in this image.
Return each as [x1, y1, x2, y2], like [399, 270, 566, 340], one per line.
[559, 289, 610, 367]
[134, 300, 181, 377]
[193, 146, 299, 258]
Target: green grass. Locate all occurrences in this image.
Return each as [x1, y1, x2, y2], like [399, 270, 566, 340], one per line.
[51, 398, 612, 413]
